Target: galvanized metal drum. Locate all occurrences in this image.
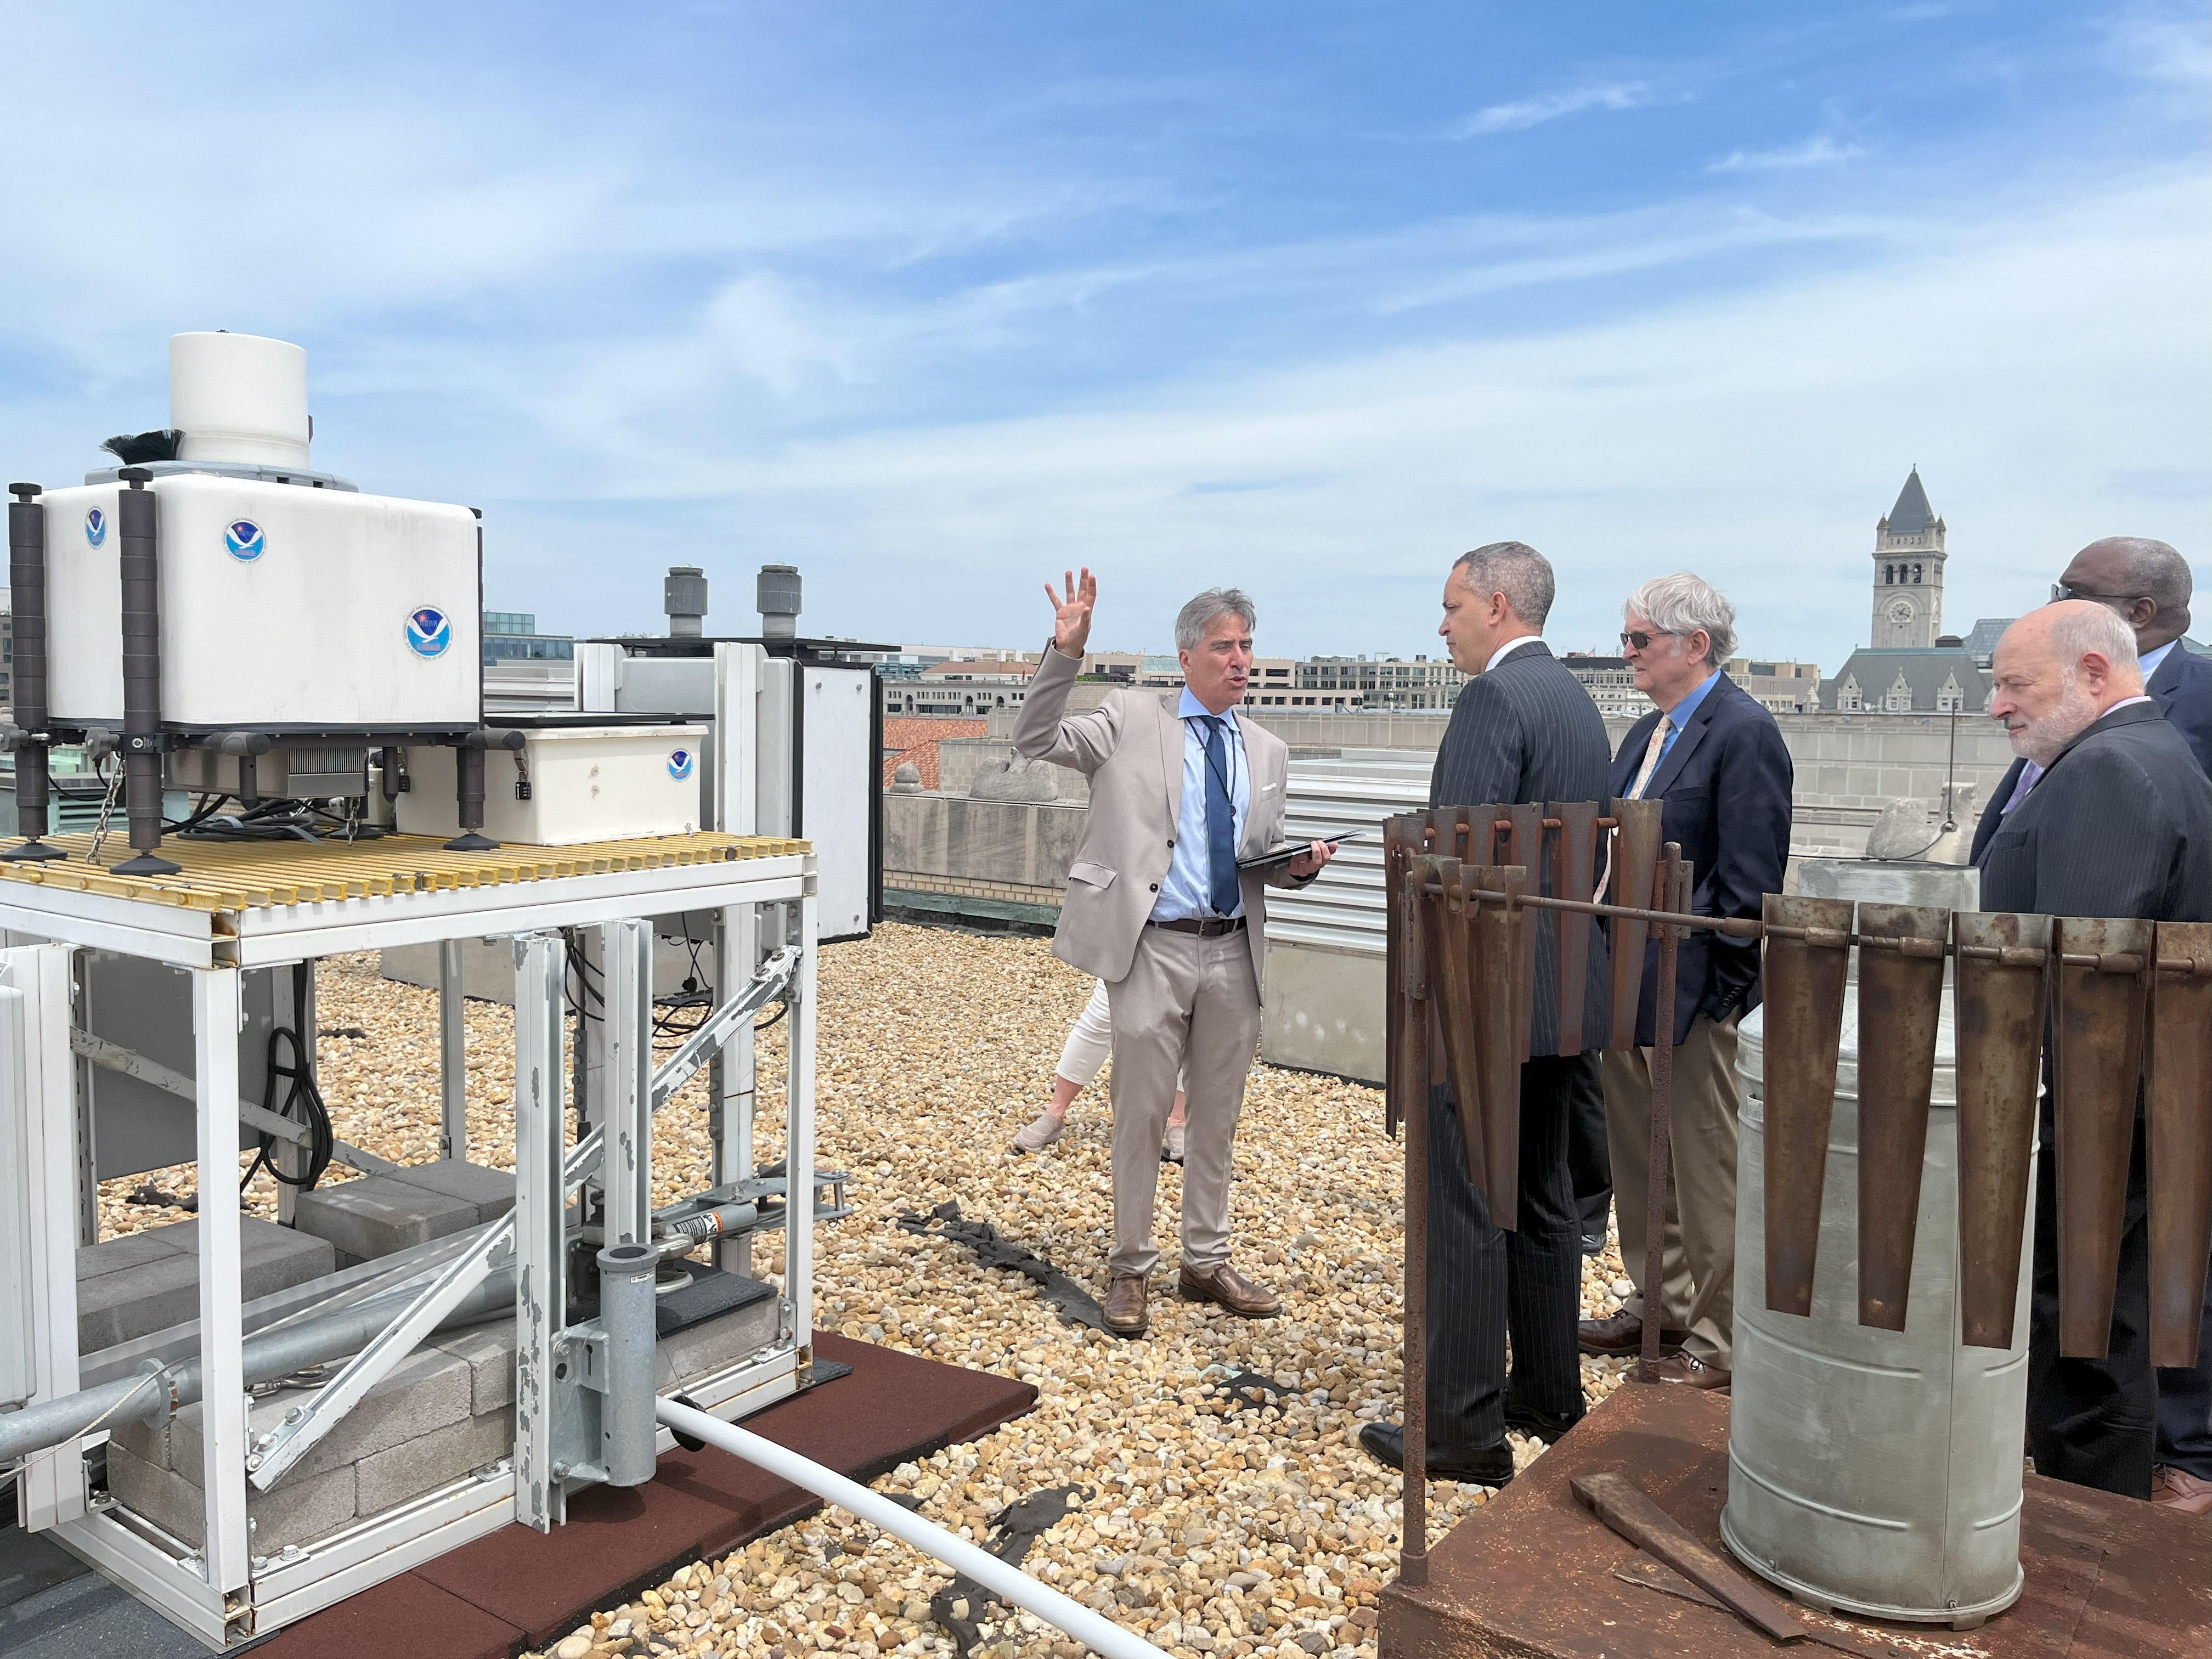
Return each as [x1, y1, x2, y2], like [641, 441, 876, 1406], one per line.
[1723, 879, 2034, 1630]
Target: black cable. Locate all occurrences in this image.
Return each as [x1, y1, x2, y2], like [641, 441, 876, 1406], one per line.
[242, 969, 334, 1194]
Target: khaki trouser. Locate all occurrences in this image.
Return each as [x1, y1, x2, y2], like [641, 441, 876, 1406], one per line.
[1601, 1011, 1742, 1368]
[1105, 926, 1261, 1278]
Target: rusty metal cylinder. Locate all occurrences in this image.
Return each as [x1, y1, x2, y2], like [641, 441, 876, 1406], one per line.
[1722, 860, 2030, 1631]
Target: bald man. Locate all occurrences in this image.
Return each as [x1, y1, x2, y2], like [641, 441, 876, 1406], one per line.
[1979, 602, 2212, 1502]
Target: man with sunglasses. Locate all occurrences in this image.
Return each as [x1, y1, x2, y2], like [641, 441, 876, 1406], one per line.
[1577, 573, 1792, 1392]
[1973, 539, 2212, 1514]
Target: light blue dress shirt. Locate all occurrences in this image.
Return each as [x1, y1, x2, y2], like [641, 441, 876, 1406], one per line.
[1652, 669, 1722, 770]
[1153, 689, 1251, 921]
[2138, 638, 2176, 682]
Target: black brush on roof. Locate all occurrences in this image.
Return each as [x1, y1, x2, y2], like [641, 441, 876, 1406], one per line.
[100, 429, 183, 465]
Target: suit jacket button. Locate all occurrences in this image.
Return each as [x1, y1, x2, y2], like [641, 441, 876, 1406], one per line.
[1167, 839, 1175, 848]
[1149, 883, 1159, 892]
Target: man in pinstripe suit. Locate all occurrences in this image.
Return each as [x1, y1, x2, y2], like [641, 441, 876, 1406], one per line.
[1359, 541, 1612, 1489]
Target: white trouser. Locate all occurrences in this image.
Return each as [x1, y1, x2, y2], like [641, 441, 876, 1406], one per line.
[1056, 979, 1185, 1092]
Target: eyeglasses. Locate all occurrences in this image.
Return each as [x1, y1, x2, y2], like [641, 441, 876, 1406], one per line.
[2051, 582, 2142, 606]
[1619, 630, 1672, 651]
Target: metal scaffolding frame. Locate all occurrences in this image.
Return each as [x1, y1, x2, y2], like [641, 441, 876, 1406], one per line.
[0, 846, 819, 1649]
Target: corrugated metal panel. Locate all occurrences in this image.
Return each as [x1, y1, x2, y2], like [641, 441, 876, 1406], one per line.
[1266, 757, 1429, 955]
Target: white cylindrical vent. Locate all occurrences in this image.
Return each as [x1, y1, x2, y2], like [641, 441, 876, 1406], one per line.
[169, 332, 310, 469]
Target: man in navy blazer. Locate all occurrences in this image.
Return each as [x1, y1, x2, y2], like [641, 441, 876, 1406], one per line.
[1971, 540, 2212, 1514]
[1577, 573, 1793, 1391]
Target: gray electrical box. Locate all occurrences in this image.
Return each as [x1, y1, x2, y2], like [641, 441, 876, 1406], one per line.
[81, 953, 282, 1180]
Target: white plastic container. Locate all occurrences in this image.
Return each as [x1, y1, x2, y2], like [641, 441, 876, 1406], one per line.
[170, 332, 311, 469]
[395, 726, 704, 846]
[41, 473, 479, 732]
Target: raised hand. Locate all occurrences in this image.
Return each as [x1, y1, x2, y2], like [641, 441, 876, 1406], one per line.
[1043, 567, 1097, 658]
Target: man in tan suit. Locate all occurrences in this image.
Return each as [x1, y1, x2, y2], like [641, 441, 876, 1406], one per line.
[1015, 570, 1335, 1337]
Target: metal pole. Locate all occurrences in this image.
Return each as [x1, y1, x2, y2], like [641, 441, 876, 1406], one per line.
[191, 967, 248, 1595]
[786, 890, 817, 1355]
[113, 469, 178, 876]
[512, 930, 568, 1532]
[1399, 883, 1431, 1587]
[596, 1242, 658, 1486]
[1639, 851, 1684, 1381]
[656, 1398, 1172, 1659]
[4, 482, 63, 861]
[606, 919, 654, 1245]
[438, 940, 466, 1162]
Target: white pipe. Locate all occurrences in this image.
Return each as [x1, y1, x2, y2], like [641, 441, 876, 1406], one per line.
[655, 1398, 1168, 1659]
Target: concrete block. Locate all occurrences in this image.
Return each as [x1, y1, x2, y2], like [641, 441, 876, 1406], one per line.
[291, 1174, 479, 1262]
[354, 1406, 515, 1517]
[106, 1439, 356, 1552]
[172, 1347, 471, 1482]
[107, 1410, 172, 1470]
[430, 1322, 516, 1414]
[656, 1291, 783, 1392]
[75, 1227, 186, 1280]
[169, 1215, 339, 1302]
[391, 1158, 515, 1225]
[75, 1251, 203, 1353]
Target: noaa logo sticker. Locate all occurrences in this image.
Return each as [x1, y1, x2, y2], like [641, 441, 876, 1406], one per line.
[84, 507, 106, 548]
[405, 606, 452, 658]
[668, 749, 695, 782]
[224, 519, 266, 561]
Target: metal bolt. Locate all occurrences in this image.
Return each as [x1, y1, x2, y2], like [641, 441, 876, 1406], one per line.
[284, 1406, 305, 1423]
[245, 1454, 262, 1471]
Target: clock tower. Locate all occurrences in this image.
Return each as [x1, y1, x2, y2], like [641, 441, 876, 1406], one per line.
[1871, 467, 1945, 648]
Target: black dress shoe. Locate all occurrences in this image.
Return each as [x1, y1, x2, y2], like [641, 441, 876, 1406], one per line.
[1503, 1403, 1582, 1444]
[1356, 1421, 1515, 1487]
[1579, 1233, 1607, 1256]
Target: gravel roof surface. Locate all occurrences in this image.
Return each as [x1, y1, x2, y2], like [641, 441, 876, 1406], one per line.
[97, 923, 1639, 1659]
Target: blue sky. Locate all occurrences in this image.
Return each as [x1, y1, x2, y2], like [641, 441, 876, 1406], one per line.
[2, 2, 2206, 666]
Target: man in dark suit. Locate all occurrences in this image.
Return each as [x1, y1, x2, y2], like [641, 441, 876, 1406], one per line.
[1359, 541, 1612, 1489]
[1577, 573, 1793, 1390]
[1979, 602, 2212, 1502]
[1968, 540, 2212, 1513]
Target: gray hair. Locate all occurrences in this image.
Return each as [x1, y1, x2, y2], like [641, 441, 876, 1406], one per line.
[2045, 600, 2141, 680]
[1175, 588, 1256, 652]
[1623, 572, 1736, 665]
[1452, 541, 1555, 628]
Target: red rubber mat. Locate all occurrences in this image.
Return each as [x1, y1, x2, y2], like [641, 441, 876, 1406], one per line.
[249, 1334, 1038, 1656]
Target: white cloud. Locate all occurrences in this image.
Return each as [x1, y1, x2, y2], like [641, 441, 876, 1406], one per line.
[2102, 8, 2212, 84]
[1707, 134, 1866, 173]
[1451, 81, 1658, 138]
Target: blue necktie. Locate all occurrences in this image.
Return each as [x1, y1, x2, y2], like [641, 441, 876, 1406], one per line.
[1200, 716, 1240, 917]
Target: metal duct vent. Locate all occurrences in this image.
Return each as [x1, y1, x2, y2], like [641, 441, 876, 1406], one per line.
[757, 563, 801, 641]
[664, 565, 708, 638]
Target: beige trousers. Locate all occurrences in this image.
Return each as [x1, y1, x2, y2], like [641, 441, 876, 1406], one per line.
[1105, 926, 1261, 1278]
[1600, 1011, 1742, 1368]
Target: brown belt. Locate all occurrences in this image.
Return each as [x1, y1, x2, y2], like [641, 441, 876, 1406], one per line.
[1148, 916, 1248, 938]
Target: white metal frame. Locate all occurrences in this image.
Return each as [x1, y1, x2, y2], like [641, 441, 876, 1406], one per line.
[5, 844, 819, 1650]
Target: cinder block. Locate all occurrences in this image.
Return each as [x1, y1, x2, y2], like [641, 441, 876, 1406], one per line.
[172, 1347, 472, 1482]
[169, 1215, 339, 1301]
[106, 1439, 356, 1552]
[107, 1410, 172, 1471]
[656, 1291, 783, 1392]
[80, 1217, 337, 1355]
[75, 1251, 203, 1353]
[76, 1227, 187, 1280]
[291, 1175, 479, 1262]
[354, 1406, 515, 1516]
[390, 1159, 515, 1225]
[430, 1322, 516, 1414]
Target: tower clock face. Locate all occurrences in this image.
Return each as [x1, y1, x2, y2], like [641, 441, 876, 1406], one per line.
[1887, 597, 1916, 627]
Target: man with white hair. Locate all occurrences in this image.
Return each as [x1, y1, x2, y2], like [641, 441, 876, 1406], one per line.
[1577, 572, 1792, 1391]
[1978, 600, 2212, 1502]
[1015, 572, 1335, 1339]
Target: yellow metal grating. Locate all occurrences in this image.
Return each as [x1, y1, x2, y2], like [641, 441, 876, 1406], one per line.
[0, 830, 809, 914]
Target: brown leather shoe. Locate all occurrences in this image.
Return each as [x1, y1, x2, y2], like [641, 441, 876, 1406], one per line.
[1647, 1353, 1731, 1390]
[2152, 1466, 2212, 1515]
[1578, 1310, 1689, 1356]
[1178, 1262, 1282, 1318]
[1103, 1274, 1148, 1339]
